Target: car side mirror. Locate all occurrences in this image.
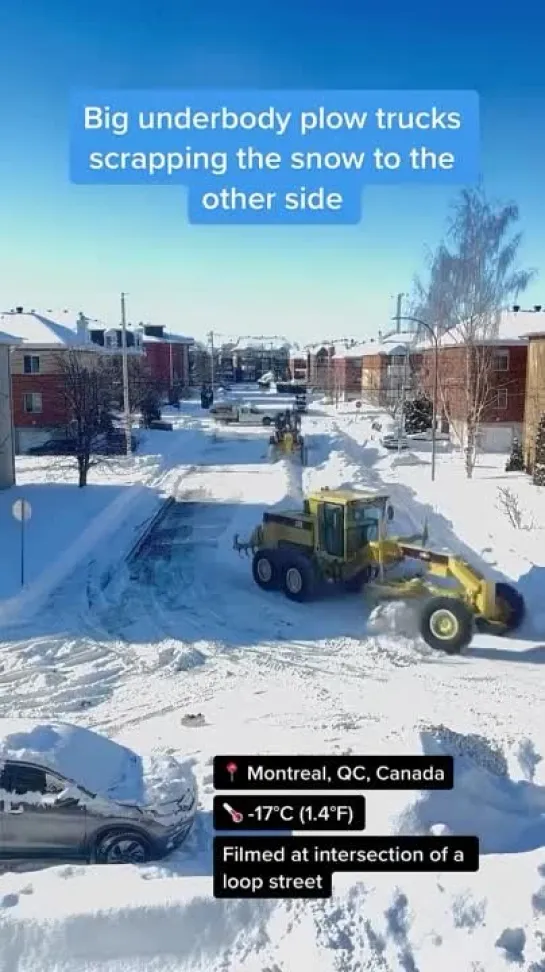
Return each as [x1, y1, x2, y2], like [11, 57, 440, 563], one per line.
[51, 785, 81, 807]
[387, 505, 394, 521]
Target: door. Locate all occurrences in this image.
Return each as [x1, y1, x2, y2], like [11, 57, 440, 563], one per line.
[318, 503, 345, 558]
[0, 762, 87, 860]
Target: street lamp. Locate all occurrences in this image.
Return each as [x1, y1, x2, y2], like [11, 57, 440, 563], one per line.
[120, 292, 132, 458]
[391, 314, 441, 481]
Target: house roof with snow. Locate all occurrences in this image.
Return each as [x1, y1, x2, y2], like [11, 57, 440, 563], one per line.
[231, 336, 291, 352]
[0, 329, 21, 345]
[142, 331, 193, 345]
[333, 333, 417, 359]
[0, 310, 96, 349]
[415, 309, 545, 350]
[499, 309, 545, 342]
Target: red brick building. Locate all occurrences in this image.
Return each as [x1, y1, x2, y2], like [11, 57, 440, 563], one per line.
[333, 347, 365, 400]
[306, 343, 336, 393]
[0, 328, 19, 488]
[417, 309, 545, 452]
[289, 350, 307, 383]
[141, 325, 192, 393]
[1, 308, 143, 453]
[358, 337, 421, 407]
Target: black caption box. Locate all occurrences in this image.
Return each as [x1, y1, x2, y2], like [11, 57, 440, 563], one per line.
[213, 794, 366, 831]
[214, 835, 479, 898]
[213, 754, 453, 790]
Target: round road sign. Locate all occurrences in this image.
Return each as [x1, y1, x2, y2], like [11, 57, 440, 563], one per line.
[12, 498, 32, 522]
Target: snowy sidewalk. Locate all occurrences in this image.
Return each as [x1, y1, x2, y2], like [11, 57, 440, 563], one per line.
[0, 412, 210, 626]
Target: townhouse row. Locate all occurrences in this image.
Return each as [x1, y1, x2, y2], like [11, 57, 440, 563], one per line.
[290, 309, 545, 471]
[0, 308, 194, 487]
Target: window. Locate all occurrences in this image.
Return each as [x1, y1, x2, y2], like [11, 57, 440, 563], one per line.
[23, 392, 43, 413]
[493, 350, 509, 371]
[319, 503, 345, 558]
[3, 763, 47, 794]
[496, 389, 508, 409]
[23, 354, 40, 374]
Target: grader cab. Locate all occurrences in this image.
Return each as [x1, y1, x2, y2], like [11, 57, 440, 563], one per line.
[233, 487, 525, 654]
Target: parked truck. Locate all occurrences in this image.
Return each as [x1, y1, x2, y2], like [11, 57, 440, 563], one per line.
[210, 402, 290, 426]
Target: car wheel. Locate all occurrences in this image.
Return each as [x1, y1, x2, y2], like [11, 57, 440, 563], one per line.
[94, 830, 152, 864]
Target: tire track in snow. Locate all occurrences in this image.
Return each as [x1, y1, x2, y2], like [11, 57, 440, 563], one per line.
[0, 446, 211, 717]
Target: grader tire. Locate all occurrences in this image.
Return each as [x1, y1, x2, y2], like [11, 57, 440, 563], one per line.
[281, 553, 317, 602]
[252, 549, 280, 591]
[495, 582, 526, 632]
[419, 596, 474, 654]
[477, 582, 526, 634]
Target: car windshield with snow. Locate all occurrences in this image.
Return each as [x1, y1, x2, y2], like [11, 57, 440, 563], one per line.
[0, 721, 197, 864]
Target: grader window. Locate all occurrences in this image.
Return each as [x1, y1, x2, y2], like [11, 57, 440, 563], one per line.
[346, 504, 381, 556]
[319, 503, 345, 557]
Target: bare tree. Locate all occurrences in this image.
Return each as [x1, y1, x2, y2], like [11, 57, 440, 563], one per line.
[57, 352, 110, 487]
[414, 186, 535, 477]
[101, 355, 162, 419]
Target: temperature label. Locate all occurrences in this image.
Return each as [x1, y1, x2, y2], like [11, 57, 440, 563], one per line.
[213, 794, 366, 831]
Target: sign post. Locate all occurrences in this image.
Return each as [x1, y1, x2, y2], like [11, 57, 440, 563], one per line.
[12, 498, 32, 588]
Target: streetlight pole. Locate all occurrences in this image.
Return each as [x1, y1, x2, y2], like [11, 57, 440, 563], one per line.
[120, 292, 132, 457]
[392, 313, 439, 482]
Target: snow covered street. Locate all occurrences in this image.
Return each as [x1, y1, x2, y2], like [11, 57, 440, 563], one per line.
[0, 401, 544, 971]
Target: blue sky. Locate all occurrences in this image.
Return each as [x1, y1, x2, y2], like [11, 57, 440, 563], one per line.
[1, 0, 544, 343]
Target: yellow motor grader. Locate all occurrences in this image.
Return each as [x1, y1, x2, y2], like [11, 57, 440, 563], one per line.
[233, 487, 525, 654]
[268, 410, 307, 464]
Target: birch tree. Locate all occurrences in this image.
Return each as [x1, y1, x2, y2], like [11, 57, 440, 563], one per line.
[57, 352, 110, 487]
[415, 187, 535, 477]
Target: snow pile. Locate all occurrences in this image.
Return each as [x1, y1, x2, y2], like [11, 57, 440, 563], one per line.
[397, 726, 545, 855]
[140, 751, 197, 810]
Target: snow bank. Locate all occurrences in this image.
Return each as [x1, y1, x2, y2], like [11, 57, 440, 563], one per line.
[0, 418, 209, 627]
[0, 850, 543, 972]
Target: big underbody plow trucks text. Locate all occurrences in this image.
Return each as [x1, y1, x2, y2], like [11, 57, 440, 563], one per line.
[233, 487, 525, 654]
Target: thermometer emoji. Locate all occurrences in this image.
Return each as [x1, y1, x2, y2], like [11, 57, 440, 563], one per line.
[223, 802, 244, 824]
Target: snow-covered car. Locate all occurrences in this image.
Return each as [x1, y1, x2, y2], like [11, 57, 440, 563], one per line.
[405, 430, 450, 442]
[381, 432, 409, 450]
[0, 720, 197, 865]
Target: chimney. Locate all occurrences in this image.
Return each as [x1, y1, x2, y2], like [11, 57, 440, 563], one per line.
[15, 306, 23, 314]
[512, 305, 521, 312]
[77, 312, 89, 341]
[534, 305, 542, 312]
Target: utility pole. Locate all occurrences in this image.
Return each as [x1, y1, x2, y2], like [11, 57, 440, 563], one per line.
[120, 292, 132, 457]
[395, 293, 404, 333]
[398, 341, 410, 453]
[208, 330, 215, 388]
